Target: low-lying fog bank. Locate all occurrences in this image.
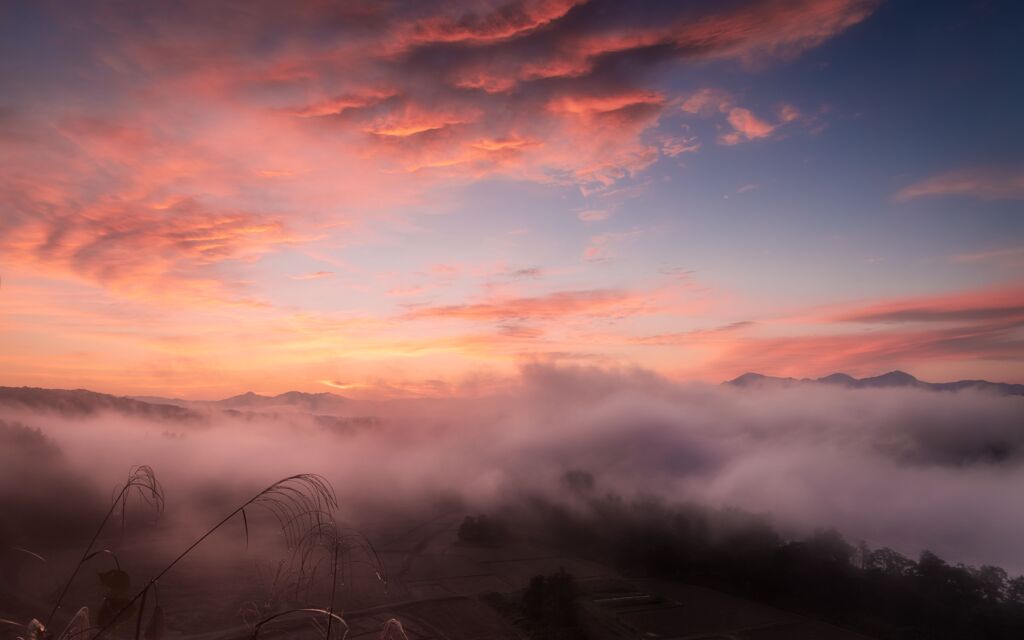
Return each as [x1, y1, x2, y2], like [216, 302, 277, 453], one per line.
[2, 364, 1022, 571]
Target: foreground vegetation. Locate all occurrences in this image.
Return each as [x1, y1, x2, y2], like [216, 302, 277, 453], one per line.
[523, 479, 1024, 640]
[1, 467, 397, 640]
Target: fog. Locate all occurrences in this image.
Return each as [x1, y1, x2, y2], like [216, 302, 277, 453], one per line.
[2, 364, 1023, 571]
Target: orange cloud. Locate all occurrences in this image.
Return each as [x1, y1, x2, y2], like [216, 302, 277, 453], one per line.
[698, 285, 1024, 380]
[289, 90, 396, 118]
[1, 197, 297, 305]
[404, 288, 655, 322]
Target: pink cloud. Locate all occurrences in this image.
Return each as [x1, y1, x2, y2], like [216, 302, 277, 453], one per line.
[895, 168, 1024, 202]
[680, 88, 734, 115]
[0, 0, 889, 392]
[288, 90, 396, 118]
[0, 195, 297, 306]
[578, 209, 612, 222]
[403, 0, 586, 46]
[64, 0, 872, 195]
[404, 288, 655, 322]
[700, 285, 1024, 379]
[721, 107, 777, 144]
[661, 136, 701, 157]
[949, 247, 1024, 269]
[631, 321, 756, 345]
[679, 90, 803, 146]
[582, 230, 643, 263]
[828, 286, 1024, 324]
[709, 321, 1024, 381]
[778, 103, 802, 123]
[290, 271, 334, 281]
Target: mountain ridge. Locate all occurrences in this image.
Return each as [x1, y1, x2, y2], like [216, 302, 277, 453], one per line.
[140, 389, 349, 413]
[0, 387, 352, 421]
[0, 386, 204, 421]
[725, 370, 1024, 395]
[2, 371, 1020, 423]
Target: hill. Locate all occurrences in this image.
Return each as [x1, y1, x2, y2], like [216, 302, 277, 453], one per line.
[725, 370, 1024, 395]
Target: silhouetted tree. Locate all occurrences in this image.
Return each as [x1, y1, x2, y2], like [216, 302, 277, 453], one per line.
[522, 569, 584, 640]
[519, 488, 1024, 640]
[457, 514, 507, 546]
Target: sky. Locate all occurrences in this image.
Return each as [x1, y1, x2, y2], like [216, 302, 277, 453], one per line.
[0, 0, 1022, 398]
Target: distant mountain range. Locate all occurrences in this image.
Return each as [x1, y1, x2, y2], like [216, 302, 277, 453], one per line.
[0, 387, 350, 421]
[0, 386, 204, 421]
[135, 390, 350, 414]
[725, 370, 1024, 395]
[1, 373, 1020, 422]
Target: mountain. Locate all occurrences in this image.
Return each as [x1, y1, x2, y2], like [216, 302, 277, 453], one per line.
[143, 390, 350, 414]
[216, 390, 349, 414]
[818, 373, 857, 385]
[0, 387, 204, 421]
[0, 386, 354, 426]
[725, 371, 1024, 395]
[857, 370, 921, 388]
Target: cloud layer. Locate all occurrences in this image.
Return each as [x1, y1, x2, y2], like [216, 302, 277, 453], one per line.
[2, 364, 1023, 573]
[896, 168, 1024, 202]
[5, 1, 1021, 394]
[1, 0, 877, 301]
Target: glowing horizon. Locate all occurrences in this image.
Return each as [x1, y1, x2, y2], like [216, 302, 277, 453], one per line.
[1, 1, 1022, 398]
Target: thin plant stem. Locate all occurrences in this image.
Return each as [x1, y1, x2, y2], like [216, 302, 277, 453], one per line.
[133, 585, 149, 640]
[326, 543, 339, 640]
[48, 484, 130, 623]
[89, 475, 335, 640]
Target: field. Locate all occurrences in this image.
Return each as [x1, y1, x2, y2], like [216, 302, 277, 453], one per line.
[3, 508, 881, 640]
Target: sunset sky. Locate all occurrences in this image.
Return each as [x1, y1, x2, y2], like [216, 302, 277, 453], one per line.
[1, 0, 1022, 397]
